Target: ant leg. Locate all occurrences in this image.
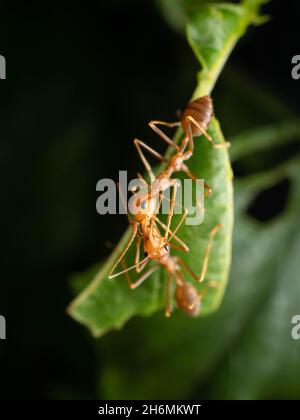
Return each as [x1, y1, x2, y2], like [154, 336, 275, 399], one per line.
[164, 180, 179, 240]
[178, 224, 222, 283]
[109, 254, 150, 279]
[133, 138, 165, 182]
[165, 273, 171, 318]
[130, 173, 148, 195]
[162, 177, 189, 241]
[136, 172, 148, 185]
[129, 173, 148, 195]
[154, 190, 164, 215]
[196, 224, 222, 283]
[120, 257, 157, 289]
[135, 233, 143, 273]
[106, 239, 153, 272]
[138, 257, 150, 273]
[182, 165, 212, 197]
[180, 117, 194, 155]
[169, 243, 188, 252]
[129, 265, 159, 290]
[167, 208, 189, 242]
[109, 224, 138, 278]
[123, 233, 148, 280]
[187, 116, 212, 141]
[159, 191, 190, 231]
[117, 182, 134, 224]
[155, 217, 189, 252]
[148, 120, 181, 151]
[177, 258, 198, 282]
[160, 191, 185, 212]
[187, 116, 230, 149]
[160, 177, 208, 227]
[121, 258, 134, 288]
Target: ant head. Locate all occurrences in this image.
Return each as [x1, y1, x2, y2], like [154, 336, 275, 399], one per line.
[144, 243, 170, 259]
[143, 233, 170, 260]
[163, 243, 170, 253]
[159, 240, 171, 257]
[155, 241, 171, 259]
[175, 282, 201, 317]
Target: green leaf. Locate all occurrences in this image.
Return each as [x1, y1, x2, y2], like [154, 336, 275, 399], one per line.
[156, 0, 268, 33]
[67, 1, 265, 337]
[187, 0, 268, 97]
[155, 0, 216, 32]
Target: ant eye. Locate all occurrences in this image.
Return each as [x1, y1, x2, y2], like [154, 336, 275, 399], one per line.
[144, 251, 148, 257]
[141, 201, 147, 210]
[164, 244, 170, 252]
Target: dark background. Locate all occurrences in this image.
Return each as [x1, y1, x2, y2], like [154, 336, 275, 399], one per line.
[0, 0, 299, 399]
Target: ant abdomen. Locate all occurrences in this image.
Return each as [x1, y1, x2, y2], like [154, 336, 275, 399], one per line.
[181, 95, 213, 137]
[175, 282, 201, 317]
